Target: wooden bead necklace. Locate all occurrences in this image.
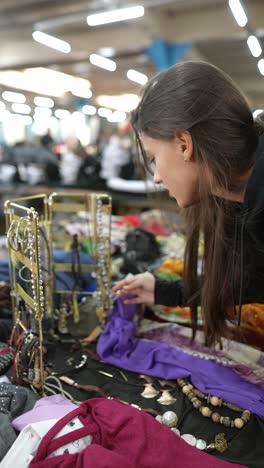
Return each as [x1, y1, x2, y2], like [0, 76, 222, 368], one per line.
[177, 378, 251, 429]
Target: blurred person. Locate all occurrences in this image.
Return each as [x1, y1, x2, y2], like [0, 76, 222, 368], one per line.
[60, 137, 82, 185]
[40, 133, 61, 185]
[76, 144, 106, 189]
[100, 132, 130, 181]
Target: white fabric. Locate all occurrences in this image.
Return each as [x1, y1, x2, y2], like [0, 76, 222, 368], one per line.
[0, 417, 92, 467]
[0, 419, 58, 468]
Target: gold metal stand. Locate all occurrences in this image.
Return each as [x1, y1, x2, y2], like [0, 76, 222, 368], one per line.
[4, 191, 112, 393]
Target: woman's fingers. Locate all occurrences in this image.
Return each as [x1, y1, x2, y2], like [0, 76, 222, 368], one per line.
[112, 274, 134, 292]
[123, 297, 144, 304]
[115, 287, 142, 298]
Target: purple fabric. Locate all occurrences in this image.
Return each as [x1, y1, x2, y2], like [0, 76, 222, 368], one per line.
[139, 322, 264, 389]
[97, 298, 264, 418]
[12, 394, 77, 431]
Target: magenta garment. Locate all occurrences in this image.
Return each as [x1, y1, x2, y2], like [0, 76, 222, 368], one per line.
[30, 398, 245, 468]
[97, 298, 264, 417]
[12, 394, 77, 432]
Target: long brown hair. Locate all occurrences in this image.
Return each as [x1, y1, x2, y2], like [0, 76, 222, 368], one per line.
[131, 61, 262, 346]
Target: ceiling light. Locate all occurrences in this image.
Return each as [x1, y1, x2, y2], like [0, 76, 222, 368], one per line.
[247, 35, 262, 58]
[253, 109, 263, 118]
[0, 69, 91, 98]
[82, 105, 97, 115]
[71, 87, 92, 99]
[2, 91, 26, 103]
[32, 31, 71, 54]
[97, 47, 115, 57]
[34, 107, 52, 117]
[11, 103, 31, 114]
[89, 54, 116, 71]
[87, 5, 144, 26]
[54, 109, 70, 119]
[107, 111, 127, 123]
[228, 0, 248, 27]
[34, 96, 54, 108]
[0, 101, 5, 111]
[127, 69, 148, 85]
[98, 107, 112, 118]
[96, 94, 140, 112]
[257, 58, 264, 76]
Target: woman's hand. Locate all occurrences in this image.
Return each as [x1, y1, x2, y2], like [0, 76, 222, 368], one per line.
[112, 272, 155, 305]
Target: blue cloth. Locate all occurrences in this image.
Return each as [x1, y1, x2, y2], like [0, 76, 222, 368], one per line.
[53, 250, 96, 292]
[145, 38, 192, 71]
[0, 251, 96, 291]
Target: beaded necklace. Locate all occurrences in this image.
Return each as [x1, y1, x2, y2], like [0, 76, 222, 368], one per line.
[177, 378, 251, 429]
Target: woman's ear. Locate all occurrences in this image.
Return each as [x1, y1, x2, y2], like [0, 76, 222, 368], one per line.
[175, 130, 194, 162]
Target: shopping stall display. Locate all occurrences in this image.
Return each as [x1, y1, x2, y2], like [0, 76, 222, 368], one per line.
[4, 192, 112, 393]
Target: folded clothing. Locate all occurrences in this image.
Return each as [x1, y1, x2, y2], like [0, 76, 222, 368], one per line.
[30, 398, 245, 468]
[13, 395, 78, 432]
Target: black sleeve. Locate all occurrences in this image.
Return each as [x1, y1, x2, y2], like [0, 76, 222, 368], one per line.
[154, 278, 187, 307]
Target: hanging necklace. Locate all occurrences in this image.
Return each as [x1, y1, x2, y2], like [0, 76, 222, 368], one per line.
[177, 378, 251, 429]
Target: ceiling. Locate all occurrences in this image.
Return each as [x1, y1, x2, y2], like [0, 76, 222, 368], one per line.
[0, 0, 263, 110]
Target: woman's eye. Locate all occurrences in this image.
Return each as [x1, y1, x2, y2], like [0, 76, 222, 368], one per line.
[148, 159, 156, 174]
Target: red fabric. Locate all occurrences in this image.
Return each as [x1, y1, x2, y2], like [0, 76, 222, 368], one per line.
[116, 215, 140, 227]
[30, 398, 245, 468]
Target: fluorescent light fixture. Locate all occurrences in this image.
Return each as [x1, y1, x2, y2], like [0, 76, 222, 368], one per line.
[54, 109, 70, 119]
[0, 101, 5, 111]
[253, 109, 263, 119]
[71, 87, 92, 99]
[0, 69, 91, 98]
[247, 35, 262, 58]
[11, 103, 31, 114]
[107, 110, 127, 123]
[2, 91, 26, 103]
[228, 0, 248, 27]
[89, 54, 116, 71]
[82, 104, 97, 115]
[32, 31, 71, 54]
[34, 96, 54, 108]
[98, 107, 112, 118]
[97, 47, 115, 57]
[87, 5, 144, 26]
[127, 69, 148, 85]
[257, 58, 264, 76]
[34, 107, 52, 117]
[96, 94, 140, 112]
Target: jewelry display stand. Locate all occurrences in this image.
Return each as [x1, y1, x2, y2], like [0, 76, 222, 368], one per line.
[4, 191, 112, 394]
[5, 195, 48, 394]
[47, 192, 112, 327]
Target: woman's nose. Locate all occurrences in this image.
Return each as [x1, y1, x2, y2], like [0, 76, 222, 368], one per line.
[153, 169, 162, 184]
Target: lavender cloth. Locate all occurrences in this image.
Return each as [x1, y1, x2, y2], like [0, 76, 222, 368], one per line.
[12, 394, 77, 432]
[97, 298, 264, 418]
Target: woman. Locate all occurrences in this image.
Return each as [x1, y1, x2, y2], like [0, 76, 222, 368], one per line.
[113, 61, 264, 347]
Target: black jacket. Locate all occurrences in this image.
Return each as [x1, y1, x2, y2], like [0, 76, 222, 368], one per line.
[155, 136, 264, 311]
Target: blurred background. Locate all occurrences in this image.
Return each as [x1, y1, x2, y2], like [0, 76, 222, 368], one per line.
[0, 0, 263, 205]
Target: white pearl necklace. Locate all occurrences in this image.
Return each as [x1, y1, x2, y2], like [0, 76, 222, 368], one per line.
[156, 411, 207, 451]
